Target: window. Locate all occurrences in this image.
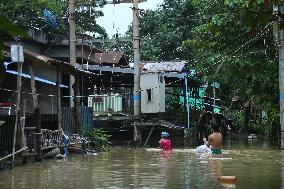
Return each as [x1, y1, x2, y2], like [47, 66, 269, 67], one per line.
[147, 89, 152, 101]
[160, 76, 164, 83]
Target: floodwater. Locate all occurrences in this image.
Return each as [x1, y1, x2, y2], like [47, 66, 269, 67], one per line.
[0, 136, 283, 189]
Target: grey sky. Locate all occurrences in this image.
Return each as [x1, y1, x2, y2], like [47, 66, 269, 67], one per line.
[96, 0, 164, 38]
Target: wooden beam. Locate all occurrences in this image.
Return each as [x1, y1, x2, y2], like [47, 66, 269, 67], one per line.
[29, 61, 38, 109]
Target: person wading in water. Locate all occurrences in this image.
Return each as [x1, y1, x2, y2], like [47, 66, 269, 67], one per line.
[159, 132, 172, 151]
[203, 124, 222, 154]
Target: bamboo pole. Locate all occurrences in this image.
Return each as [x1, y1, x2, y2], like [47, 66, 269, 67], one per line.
[0, 147, 28, 162]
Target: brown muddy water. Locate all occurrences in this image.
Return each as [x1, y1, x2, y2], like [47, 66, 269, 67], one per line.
[0, 136, 283, 189]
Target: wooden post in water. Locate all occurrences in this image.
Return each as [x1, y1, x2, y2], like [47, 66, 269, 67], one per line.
[34, 107, 42, 162]
[56, 66, 62, 130]
[74, 74, 81, 133]
[21, 100, 27, 147]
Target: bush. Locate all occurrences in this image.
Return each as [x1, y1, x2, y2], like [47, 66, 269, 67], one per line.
[82, 129, 111, 151]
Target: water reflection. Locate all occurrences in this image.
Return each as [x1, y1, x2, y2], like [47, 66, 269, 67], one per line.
[0, 137, 282, 189]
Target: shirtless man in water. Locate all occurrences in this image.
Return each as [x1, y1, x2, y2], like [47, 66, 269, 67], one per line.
[203, 124, 222, 154]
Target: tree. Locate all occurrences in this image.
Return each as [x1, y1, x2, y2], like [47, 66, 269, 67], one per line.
[184, 0, 278, 135]
[0, 0, 107, 38]
[122, 0, 195, 61]
[0, 16, 28, 84]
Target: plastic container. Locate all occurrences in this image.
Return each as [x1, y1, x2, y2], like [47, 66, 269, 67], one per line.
[218, 176, 236, 183]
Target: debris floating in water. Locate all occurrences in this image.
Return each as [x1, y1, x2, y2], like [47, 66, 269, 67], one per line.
[218, 176, 236, 183]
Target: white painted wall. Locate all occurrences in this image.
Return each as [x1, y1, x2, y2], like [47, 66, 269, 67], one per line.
[140, 72, 165, 113]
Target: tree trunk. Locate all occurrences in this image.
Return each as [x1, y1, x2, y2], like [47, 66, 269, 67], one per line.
[243, 100, 250, 133]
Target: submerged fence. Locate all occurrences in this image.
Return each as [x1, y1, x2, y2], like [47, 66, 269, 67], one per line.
[0, 106, 93, 158]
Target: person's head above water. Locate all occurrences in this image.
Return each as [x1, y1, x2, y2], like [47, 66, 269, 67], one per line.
[161, 132, 169, 138]
[211, 124, 219, 132]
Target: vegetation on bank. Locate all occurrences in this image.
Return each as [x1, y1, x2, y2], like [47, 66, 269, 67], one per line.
[82, 129, 111, 151]
[134, 0, 279, 140]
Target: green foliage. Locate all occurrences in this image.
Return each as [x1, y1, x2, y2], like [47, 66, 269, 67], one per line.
[120, 0, 280, 139]
[226, 109, 244, 131]
[0, 16, 28, 60]
[255, 108, 280, 141]
[0, 16, 28, 39]
[165, 87, 182, 111]
[0, 0, 107, 37]
[82, 129, 111, 151]
[0, 16, 28, 83]
[185, 0, 279, 136]
[124, 0, 195, 61]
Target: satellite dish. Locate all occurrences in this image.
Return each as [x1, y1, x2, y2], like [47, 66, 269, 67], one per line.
[43, 9, 58, 30]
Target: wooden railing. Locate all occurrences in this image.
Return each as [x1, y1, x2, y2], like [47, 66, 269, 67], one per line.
[40, 129, 63, 150]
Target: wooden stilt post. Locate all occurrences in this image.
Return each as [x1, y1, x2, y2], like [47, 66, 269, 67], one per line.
[144, 125, 155, 147]
[19, 99, 27, 149]
[34, 107, 42, 162]
[56, 66, 62, 130]
[74, 74, 81, 133]
[29, 62, 38, 110]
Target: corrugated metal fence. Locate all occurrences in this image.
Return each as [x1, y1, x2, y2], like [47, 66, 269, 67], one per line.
[62, 107, 75, 134]
[80, 107, 93, 132]
[0, 116, 15, 156]
[62, 106, 93, 133]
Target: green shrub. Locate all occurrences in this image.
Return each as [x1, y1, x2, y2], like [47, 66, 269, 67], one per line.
[82, 129, 112, 151]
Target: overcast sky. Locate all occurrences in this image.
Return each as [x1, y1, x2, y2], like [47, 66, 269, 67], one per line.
[96, 0, 164, 38]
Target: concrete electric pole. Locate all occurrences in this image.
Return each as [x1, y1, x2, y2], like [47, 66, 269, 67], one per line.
[133, 0, 141, 118]
[69, 0, 76, 107]
[69, 0, 81, 133]
[278, 4, 284, 149]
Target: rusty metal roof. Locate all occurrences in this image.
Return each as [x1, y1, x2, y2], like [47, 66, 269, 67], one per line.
[4, 43, 96, 77]
[89, 51, 128, 66]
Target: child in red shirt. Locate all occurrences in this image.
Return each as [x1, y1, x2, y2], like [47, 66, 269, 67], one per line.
[159, 132, 172, 151]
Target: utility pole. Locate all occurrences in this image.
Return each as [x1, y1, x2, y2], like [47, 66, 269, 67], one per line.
[278, 4, 284, 149]
[11, 45, 24, 165]
[91, 0, 143, 118]
[69, 0, 81, 133]
[133, 0, 141, 118]
[69, 0, 76, 107]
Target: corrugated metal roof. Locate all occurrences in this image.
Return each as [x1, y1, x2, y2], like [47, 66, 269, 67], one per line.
[25, 50, 52, 63]
[130, 60, 187, 72]
[90, 51, 127, 65]
[4, 43, 96, 77]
